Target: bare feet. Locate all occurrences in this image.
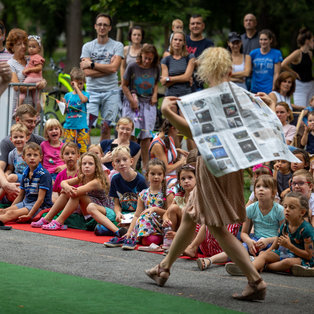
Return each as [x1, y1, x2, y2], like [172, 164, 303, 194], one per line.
[184, 245, 198, 258]
[232, 278, 266, 301]
[145, 264, 170, 287]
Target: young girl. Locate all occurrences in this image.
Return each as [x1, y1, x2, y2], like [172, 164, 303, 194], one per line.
[119, 159, 174, 250]
[40, 119, 65, 181]
[250, 192, 314, 275]
[19, 35, 45, 112]
[273, 159, 292, 199]
[290, 169, 314, 226]
[301, 112, 314, 154]
[88, 144, 111, 177]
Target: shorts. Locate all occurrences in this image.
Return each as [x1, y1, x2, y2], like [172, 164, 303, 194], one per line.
[63, 128, 89, 154]
[122, 97, 156, 139]
[272, 246, 295, 260]
[15, 200, 47, 217]
[87, 89, 121, 127]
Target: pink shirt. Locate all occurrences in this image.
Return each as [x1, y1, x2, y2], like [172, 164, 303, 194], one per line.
[26, 54, 45, 79]
[40, 141, 64, 173]
[53, 168, 78, 193]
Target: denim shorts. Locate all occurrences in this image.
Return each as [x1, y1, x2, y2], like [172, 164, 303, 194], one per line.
[15, 200, 47, 217]
[87, 89, 121, 127]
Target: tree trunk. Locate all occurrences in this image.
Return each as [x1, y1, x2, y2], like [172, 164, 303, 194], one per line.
[65, 0, 82, 72]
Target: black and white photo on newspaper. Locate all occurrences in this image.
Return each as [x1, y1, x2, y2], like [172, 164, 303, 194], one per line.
[177, 81, 300, 177]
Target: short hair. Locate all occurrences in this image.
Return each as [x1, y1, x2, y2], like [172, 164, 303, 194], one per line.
[283, 191, 309, 212]
[70, 67, 85, 82]
[172, 19, 183, 27]
[254, 174, 277, 195]
[95, 13, 112, 26]
[116, 116, 134, 130]
[276, 102, 293, 122]
[292, 148, 310, 169]
[190, 14, 203, 21]
[23, 142, 42, 156]
[6, 28, 28, 54]
[43, 118, 63, 140]
[292, 169, 313, 185]
[15, 104, 37, 119]
[196, 47, 232, 86]
[170, 31, 188, 57]
[61, 141, 80, 156]
[273, 71, 296, 97]
[112, 146, 131, 160]
[297, 28, 313, 47]
[10, 123, 29, 136]
[128, 26, 144, 42]
[259, 29, 277, 47]
[137, 44, 159, 68]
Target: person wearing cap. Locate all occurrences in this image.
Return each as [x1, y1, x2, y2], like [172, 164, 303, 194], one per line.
[228, 32, 250, 90]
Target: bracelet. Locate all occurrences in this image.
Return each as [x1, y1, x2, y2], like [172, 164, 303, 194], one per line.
[90, 61, 95, 69]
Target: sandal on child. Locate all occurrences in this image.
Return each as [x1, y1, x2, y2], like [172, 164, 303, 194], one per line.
[196, 258, 212, 271]
[42, 220, 67, 231]
[145, 264, 170, 287]
[232, 278, 266, 301]
[31, 217, 49, 228]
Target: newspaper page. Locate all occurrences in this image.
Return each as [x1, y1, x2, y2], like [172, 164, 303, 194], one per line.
[177, 81, 300, 177]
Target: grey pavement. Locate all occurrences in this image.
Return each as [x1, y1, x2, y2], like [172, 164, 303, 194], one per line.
[0, 229, 313, 313]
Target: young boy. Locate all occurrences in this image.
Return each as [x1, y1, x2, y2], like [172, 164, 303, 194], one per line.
[62, 67, 90, 154]
[0, 143, 53, 230]
[163, 18, 184, 58]
[104, 146, 147, 247]
[0, 124, 28, 200]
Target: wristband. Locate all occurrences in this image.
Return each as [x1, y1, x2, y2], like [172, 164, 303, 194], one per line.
[90, 61, 95, 69]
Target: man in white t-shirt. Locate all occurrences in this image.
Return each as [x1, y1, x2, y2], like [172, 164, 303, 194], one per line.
[80, 13, 124, 140]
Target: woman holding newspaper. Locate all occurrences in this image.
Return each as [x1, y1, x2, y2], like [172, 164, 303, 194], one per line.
[145, 47, 267, 301]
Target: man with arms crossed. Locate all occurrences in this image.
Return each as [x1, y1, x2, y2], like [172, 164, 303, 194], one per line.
[80, 13, 124, 140]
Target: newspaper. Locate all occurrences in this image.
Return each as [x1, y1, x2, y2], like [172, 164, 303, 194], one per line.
[177, 81, 300, 177]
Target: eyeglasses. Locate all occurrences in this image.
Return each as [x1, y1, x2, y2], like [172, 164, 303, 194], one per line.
[290, 181, 311, 187]
[96, 23, 110, 28]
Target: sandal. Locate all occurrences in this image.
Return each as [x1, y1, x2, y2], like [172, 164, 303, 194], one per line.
[31, 217, 49, 228]
[232, 278, 266, 301]
[145, 264, 170, 287]
[196, 258, 212, 271]
[42, 219, 67, 231]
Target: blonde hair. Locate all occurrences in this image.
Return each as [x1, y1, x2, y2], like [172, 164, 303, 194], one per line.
[292, 169, 313, 185]
[61, 142, 80, 156]
[88, 144, 103, 156]
[44, 118, 63, 140]
[112, 146, 131, 160]
[170, 31, 188, 57]
[310, 95, 314, 103]
[78, 152, 109, 193]
[10, 123, 29, 136]
[70, 67, 86, 82]
[116, 116, 134, 131]
[196, 47, 232, 86]
[172, 19, 183, 27]
[23, 142, 42, 156]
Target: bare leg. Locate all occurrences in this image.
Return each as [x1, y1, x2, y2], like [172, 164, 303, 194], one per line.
[184, 224, 206, 257]
[252, 251, 280, 272]
[210, 251, 229, 264]
[140, 138, 151, 171]
[166, 204, 182, 231]
[56, 196, 81, 224]
[0, 206, 28, 223]
[44, 193, 70, 222]
[266, 257, 301, 272]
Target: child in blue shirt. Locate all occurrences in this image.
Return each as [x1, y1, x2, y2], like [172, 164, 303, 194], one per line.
[104, 146, 147, 247]
[0, 142, 52, 230]
[63, 67, 90, 154]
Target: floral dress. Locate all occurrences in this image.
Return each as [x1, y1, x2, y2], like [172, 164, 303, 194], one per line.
[130, 187, 173, 241]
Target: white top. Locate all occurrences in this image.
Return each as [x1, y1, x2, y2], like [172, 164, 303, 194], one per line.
[271, 91, 292, 110]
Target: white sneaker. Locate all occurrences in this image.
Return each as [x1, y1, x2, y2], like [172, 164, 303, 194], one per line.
[291, 264, 314, 277]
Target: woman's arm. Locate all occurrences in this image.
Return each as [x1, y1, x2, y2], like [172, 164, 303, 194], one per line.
[161, 96, 192, 138]
[231, 55, 252, 79]
[268, 92, 278, 104]
[120, 46, 128, 83]
[272, 62, 281, 90]
[160, 63, 169, 86]
[281, 49, 301, 79]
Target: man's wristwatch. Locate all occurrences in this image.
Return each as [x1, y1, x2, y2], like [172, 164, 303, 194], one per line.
[90, 61, 95, 69]
[166, 77, 170, 82]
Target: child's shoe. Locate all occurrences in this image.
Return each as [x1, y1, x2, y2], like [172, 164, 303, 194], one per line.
[42, 219, 67, 230]
[31, 217, 49, 228]
[225, 262, 244, 276]
[94, 224, 115, 236]
[291, 264, 314, 277]
[104, 236, 124, 247]
[122, 238, 136, 250]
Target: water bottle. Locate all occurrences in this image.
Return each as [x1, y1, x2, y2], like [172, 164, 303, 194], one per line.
[163, 226, 173, 249]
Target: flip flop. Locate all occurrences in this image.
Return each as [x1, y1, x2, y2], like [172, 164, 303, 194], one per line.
[138, 243, 164, 252]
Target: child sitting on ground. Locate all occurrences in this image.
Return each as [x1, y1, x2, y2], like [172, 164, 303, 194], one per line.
[0, 143, 52, 230]
[62, 67, 89, 154]
[0, 124, 28, 200]
[40, 119, 65, 181]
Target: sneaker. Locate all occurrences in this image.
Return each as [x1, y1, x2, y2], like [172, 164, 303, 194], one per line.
[42, 219, 67, 230]
[291, 264, 314, 277]
[122, 238, 136, 250]
[94, 224, 115, 236]
[225, 263, 244, 276]
[104, 236, 124, 247]
[31, 217, 49, 228]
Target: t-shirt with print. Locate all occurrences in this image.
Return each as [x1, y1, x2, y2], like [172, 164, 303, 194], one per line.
[20, 162, 53, 207]
[63, 91, 89, 130]
[123, 62, 159, 101]
[80, 38, 124, 92]
[8, 148, 27, 174]
[250, 48, 283, 93]
[40, 141, 64, 173]
[161, 54, 195, 97]
[109, 172, 147, 212]
[246, 201, 284, 238]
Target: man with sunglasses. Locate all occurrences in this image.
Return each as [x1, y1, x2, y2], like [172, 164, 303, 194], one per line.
[80, 13, 124, 140]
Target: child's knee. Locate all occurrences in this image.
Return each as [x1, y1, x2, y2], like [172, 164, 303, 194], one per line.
[86, 203, 100, 215]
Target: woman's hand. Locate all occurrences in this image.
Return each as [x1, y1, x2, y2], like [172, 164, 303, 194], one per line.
[255, 92, 275, 111]
[161, 96, 180, 114]
[176, 148, 189, 157]
[102, 151, 112, 163]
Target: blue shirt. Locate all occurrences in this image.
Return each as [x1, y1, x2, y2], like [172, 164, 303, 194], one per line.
[21, 163, 53, 207]
[109, 172, 147, 212]
[246, 201, 284, 238]
[63, 91, 89, 130]
[250, 48, 283, 93]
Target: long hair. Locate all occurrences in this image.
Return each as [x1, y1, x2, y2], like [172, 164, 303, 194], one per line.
[159, 119, 173, 151]
[259, 29, 277, 47]
[276, 102, 293, 122]
[78, 152, 109, 194]
[146, 159, 167, 209]
[297, 27, 313, 47]
[170, 31, 188, 57]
